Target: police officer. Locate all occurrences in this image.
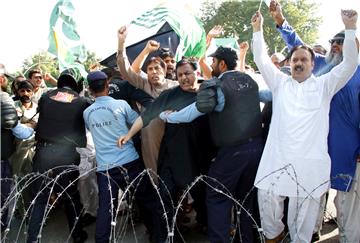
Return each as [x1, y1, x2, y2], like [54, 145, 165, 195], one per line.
[158, 47, 264, 242]
[27, 69, 90, 243]
[200, 46, 264, 243]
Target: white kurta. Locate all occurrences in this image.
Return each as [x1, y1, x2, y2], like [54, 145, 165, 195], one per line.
[253, 30, 358, 198]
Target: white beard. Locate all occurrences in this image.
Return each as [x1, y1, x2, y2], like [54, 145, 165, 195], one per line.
[325, 52, 343, 66]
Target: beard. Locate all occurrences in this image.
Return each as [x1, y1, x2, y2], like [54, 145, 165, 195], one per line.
[325, 52, 343, 67]
[211, 67, 221, 78]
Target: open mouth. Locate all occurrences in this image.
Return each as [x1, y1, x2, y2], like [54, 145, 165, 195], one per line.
[294, 66, 304, 72]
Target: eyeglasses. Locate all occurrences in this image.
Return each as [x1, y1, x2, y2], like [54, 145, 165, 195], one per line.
[329, 39, 344, 45]
[33, 75, 43, 79]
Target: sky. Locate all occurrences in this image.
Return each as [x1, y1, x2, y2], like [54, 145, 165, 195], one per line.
[1, 0, 359, 73]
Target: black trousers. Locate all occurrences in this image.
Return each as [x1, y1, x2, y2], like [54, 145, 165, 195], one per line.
[96, 160, 164, 243]
[27, 143, 84, 243]
[207, 138, 264, 243]
[1, 159, 12, 233]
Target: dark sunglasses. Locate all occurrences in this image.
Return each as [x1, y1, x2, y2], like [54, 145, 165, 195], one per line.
[329, 39, 344, 45]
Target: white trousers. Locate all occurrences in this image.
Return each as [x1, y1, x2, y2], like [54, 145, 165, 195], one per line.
[313, 193, 326, 232]
[334, 163, 360, 243]
[258, 189, 321, 243]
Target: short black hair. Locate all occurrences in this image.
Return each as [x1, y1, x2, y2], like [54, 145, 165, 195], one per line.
[159, 47, 175, 59]
[175, 57, 198, 72]
[145, 57, 166, 70]
[88, 79, 107, 93]
[288, 45, 315, 62]
[28, 69, 42, 79]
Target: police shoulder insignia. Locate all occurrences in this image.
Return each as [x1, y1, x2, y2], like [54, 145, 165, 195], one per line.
[52, 92, 74, 103]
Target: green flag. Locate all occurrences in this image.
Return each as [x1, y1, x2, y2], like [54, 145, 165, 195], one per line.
[130, 3, 206, 60]
[48, 0, 87, 79]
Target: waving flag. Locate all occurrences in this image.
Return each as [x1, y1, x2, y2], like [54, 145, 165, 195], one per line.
[129, 2, 206, 60]
[48, 0, 87, 79]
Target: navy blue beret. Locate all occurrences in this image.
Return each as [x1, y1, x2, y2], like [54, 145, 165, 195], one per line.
[87, 71, 108, 83]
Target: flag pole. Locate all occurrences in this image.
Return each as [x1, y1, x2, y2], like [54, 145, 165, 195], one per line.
[258, 0, 264, 11]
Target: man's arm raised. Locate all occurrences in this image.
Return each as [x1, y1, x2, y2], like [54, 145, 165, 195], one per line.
[131, 40, 160, 74]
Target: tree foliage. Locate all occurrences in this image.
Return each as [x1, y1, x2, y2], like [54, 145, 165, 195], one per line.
[200, 0, 322, 68]
[21, 52, 60, 79]
[20, 50, 100, 79]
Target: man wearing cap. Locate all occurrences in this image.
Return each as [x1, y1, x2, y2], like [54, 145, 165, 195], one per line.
[14, 81, 38, 124]
[27, 69, 89, 243]
[84, 71, 163, 243]
[270, 1, 360, 242]
[252, 8, 358, 243]
[158, 47, 264, 242]
[1, 63, 35, 233]
[10, 80, 38, 177]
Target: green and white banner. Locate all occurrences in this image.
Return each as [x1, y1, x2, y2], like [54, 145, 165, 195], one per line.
[48, 0, 87, 78]
[129, 2, 206, 61]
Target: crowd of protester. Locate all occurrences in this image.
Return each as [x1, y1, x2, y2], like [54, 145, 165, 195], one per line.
[1, 1, 359, 243]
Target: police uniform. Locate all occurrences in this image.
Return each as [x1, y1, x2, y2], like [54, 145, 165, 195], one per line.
[27, 71, 89, 243]
[204, 71, 264, 243]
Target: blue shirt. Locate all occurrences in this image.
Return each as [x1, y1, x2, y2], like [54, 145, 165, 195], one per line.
[11, 123, 34, 139]
[160, 88, 272, 123]
[277, 21, 330, 76]
[83, 96, 139, 171]
[278, 22, 360, 191]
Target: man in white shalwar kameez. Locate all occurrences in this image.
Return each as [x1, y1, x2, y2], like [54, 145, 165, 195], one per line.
[251, 10, 358, 243]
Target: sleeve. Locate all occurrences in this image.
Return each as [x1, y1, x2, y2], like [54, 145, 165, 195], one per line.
[126, 82, 154, 108]
[140, 91, 169, 127]
[1, 92, 18, 129]
[276, 20, 304, 50]
[214, 87, 225, 112]
[321, 30, 358, 96]
[123, 101, 139, 125]
[83, 111, 89, 130]
[159, 102, 204, 123]
[116, 49, 150, 91]
[277, 21, 325, 74]
[252, 31, 288, 91]
[11, 123, 34, 139]
[259, 89, 273, 103]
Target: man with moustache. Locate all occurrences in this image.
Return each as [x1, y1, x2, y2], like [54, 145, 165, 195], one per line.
[14, 81, 38, 124]
[270, 1, 360, 242]
[118, 59, 215, 240]
[157, 47, 264, 242]
[252, 8, 358, 243]
[117, 26, 178, 180]
[11, 80, 38, 177]
[1, 64, 35, 233]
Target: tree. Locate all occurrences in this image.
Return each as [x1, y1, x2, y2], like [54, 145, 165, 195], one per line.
[21, 51, 60, 79]
[20, 50, 101, 80]
[200, 0, 322, 68]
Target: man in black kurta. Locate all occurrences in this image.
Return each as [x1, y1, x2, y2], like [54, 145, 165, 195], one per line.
[118, 59, 216, 240]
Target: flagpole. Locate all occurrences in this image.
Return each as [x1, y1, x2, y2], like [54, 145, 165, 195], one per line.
[258, 0, 264, 11]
